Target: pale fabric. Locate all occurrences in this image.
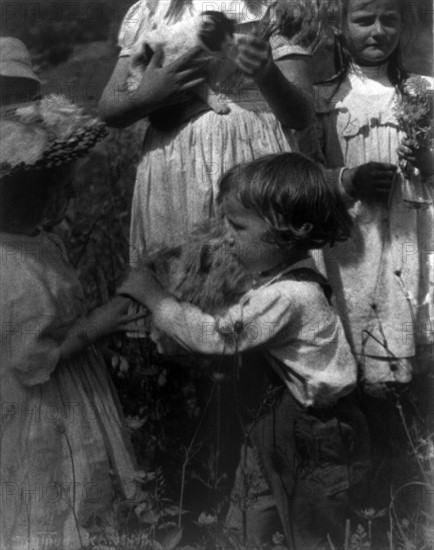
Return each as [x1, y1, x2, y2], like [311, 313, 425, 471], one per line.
[119, 258, 357, 407]
[117, 0, 308, 258]
[0, 231, 138, 550]
[314, 64, 434, 385]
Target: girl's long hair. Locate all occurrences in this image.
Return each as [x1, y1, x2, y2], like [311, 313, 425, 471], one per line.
[321, 0, 418, 92]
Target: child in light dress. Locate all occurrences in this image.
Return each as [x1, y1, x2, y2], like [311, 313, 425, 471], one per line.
[0, 94, 141, 549]
[311, 0, 433, 507]
[118, 153, 371, 549]
[99, 0, 318, 260]
[129, 10, 237, 114]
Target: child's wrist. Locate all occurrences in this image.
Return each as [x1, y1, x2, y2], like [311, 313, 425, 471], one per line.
[341, 168, 357, 198]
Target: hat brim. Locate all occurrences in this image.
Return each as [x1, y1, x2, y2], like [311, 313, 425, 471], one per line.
[0, 124, 108, 177]
[0, 63, 40, 84]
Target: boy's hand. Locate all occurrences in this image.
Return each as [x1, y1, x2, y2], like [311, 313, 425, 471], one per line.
[235, 34, 272, 81]
[85, 296, 145, 340]
[345, 162, 397, 200]
[117, 267, 164, 309]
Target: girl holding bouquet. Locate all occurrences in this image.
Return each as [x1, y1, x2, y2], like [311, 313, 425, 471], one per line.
[312, 0, 433, 506]
[99, 0, 318, 261]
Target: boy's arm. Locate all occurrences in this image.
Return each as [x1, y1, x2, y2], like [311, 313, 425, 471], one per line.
[118, 269, 296, 355]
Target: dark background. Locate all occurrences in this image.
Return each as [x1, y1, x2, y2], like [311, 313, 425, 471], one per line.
[1, 1, 433, 546]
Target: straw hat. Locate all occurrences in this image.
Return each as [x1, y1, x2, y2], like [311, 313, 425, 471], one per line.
[0, 37, 40, 82]
[0, 37, 41, 103]
[0, 94, 107, 177]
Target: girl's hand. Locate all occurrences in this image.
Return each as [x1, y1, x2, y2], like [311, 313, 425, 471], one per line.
[345, 162, 397, 200]
[397, 138, 434, 175]
[235, 34, 273, 81]
[59, 297, 145, 359]
[85, 296, 145, 339]
[136, 44, 207, 106]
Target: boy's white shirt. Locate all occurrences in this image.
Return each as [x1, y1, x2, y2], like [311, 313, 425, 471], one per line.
[148, 257, 357, 408]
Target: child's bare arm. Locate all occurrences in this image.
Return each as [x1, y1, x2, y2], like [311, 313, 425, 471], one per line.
[99, 46, 205, 128]
[59, 296, 143, 360]
[235, 35, 313, 130]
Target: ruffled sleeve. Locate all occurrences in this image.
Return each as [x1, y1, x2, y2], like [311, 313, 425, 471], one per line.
[6, 313, 66, 386]
[118, 0, 153, 57]
[270, 35, 313, 61]
[268, 1, 316, 60]
[0, 233, 83, 386]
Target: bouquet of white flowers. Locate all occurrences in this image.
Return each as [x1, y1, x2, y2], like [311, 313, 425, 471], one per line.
[394, 75, 434, 208]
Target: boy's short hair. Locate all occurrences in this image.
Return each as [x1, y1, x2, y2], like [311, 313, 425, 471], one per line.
[217, 152, 352, 250]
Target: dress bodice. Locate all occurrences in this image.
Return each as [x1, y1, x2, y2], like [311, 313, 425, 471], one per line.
[118, 0, 310, 105]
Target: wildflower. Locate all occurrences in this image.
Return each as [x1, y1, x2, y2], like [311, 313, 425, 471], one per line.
[197, 512, 217, 526]
[394, 75, 434, 151]
[125, 416, 146, 430]
[272, 532, 285, 545]
[119, 356, 129, 373]
[356, 507, 387, 520]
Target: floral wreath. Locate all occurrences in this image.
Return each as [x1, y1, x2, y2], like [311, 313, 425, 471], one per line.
[0, 94, 107, 177]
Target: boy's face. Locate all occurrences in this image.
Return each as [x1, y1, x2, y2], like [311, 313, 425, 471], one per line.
[222, 194, 280, 274]
[345, 0, 402, 66]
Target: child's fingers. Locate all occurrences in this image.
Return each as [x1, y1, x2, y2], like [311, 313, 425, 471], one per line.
[236, 57, 260, 75]
[170, 45, 205, 69]
[122, 311, 148, 322]
[373, 167, 396, 178]
[368, 161, 396, 171]
[237, 35, 267, 49]
[177, 66, 206, 83]
[397, 145, 416, 163]
[179, 77, 206, 91]
[238, 47, 267, 64]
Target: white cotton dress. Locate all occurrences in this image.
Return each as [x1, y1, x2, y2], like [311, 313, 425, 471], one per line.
[117, 0, 309, 259]
[314, 64, 433, 386]
[0, 231, 138, 550]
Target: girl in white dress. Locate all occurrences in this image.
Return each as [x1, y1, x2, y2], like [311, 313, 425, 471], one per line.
[99, 0, 317, 259]
[312, 0, 433, 507]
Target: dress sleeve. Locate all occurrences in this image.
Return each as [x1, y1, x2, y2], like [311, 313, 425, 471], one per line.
[268, 1, 318, 60]
[1, 289, 70, 386]
[118, 0, 152, 57]
[0, 235, 80, 387]
[152, 283, 298, 355]
[269, 34, 313, 61]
